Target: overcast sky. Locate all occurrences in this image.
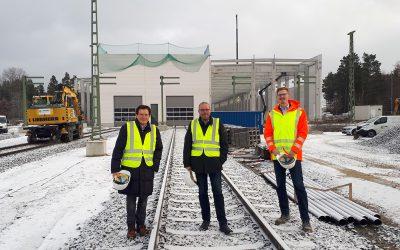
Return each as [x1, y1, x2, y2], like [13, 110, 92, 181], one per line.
[0, 0, 399, 84]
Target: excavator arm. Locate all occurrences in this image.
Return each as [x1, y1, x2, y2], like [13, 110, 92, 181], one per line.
[61, 85, 82, 117]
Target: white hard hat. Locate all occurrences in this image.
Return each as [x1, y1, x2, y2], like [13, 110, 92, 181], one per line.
[277, 154, 296, 169]
[113, 170, 131, 191]
[183, 170, 197, 187]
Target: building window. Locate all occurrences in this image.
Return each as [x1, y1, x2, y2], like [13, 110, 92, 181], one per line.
[114, 108, 136, 122]
[166, 107, 193, 121]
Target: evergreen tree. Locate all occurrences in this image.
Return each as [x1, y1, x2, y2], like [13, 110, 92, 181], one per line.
[62, 72, 71, 87]
[35, 84, 45, 95]
[47, 75, 58, 95]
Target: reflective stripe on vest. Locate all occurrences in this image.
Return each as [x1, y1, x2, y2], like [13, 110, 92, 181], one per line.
[270, 108, 301, 160]
[121, 121, 157, 168]
[191, 118, 220, 157]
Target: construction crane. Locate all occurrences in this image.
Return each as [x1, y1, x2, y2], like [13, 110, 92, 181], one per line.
[25, 84, 84, 143]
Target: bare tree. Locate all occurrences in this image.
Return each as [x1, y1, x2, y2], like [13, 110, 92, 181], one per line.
[1, 67, 26, 82]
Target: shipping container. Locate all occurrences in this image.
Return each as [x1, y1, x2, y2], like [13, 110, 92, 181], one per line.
[354, 105, 382, 121]
[211, 111, 264, 132]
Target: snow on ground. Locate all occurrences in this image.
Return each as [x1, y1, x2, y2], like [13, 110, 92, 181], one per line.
[302, 132, 400, 225]
[0, 126, 25, 143]
[0, 131, 119, 174]
[0, 135, 118, 249]
[66, 130, 173, 249]
[0, 135, 27, 148]
[1, 127, 399, 249]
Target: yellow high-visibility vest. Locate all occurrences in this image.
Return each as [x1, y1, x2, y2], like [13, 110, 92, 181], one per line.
[121, 121, 157, 168]
[269, 108, 301, 160]
[191, 118, 220, 157]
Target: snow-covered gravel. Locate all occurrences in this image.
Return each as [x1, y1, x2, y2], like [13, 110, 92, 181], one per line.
[359, 125, 400, 154]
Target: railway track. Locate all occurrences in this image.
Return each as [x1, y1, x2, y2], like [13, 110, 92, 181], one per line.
[0, 128, 119, 157]
[147, 128, 289, 250]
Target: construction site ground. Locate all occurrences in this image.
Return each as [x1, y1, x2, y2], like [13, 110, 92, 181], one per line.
[0, 127, 399, 249]
[234, 128, 400, 249]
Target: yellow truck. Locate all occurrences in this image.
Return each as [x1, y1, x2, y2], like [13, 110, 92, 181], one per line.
[25, 84, 84, 143]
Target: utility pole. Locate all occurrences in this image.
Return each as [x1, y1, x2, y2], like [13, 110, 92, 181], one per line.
[390, 73, 393, 114]
[160, 76, 180, 124]
[90, 0, 101, 140]
[235, 14, 238, 64]
[348, 30, 356, 120]
[86, 0, 107, 156]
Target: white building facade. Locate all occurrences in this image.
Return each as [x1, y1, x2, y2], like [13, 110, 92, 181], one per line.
[97, 43, 211, 127]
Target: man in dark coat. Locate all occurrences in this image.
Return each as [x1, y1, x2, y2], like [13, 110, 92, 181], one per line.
[111, 105, 163, 239]
[183, 102, 232, 235]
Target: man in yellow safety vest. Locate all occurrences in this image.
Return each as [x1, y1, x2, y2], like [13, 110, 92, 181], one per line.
[183, 102, 232, 235]
[111, 105, 163, 239]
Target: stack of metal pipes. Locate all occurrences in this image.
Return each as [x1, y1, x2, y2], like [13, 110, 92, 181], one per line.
[263, 172, 381, 225]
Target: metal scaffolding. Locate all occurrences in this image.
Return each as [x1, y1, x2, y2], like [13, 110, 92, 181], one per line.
[211, 56, 322, 120]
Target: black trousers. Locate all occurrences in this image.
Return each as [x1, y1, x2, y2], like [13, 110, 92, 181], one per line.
[273, 160, 310, 223]
[126, 195, 148, 229]
[195, 171, 228, 227]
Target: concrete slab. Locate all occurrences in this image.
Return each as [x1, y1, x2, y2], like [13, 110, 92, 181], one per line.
[86, 140, 107, 157]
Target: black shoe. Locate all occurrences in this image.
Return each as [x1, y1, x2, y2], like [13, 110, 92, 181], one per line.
[302, 222, 313, 233]
[199, 221, 210, 230]
[219, 224, 232, 235]
[274, 215, 290, 225]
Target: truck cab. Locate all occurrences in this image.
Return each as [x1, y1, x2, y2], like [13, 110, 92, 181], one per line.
[0, 115, 8, 133]
[355, 116, 400, 137]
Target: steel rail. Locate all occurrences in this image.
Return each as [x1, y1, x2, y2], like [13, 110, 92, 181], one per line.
[147, 128, 176, 249]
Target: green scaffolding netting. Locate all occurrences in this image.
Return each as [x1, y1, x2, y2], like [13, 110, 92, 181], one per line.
[98, 43, 210, 73]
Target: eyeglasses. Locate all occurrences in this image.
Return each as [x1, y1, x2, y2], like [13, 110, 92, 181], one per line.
[277, 93, 288, 97]
[199, 109, 210, 112]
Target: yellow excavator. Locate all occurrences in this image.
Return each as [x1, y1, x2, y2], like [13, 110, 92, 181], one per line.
[25, 84, 84, 143]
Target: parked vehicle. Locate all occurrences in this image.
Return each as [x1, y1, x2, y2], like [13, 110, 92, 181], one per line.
[0, 115, 8, 133]
[355, 116, 400, 138]
[341, 125, 357, 136]
[342, 121, 369, 136]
